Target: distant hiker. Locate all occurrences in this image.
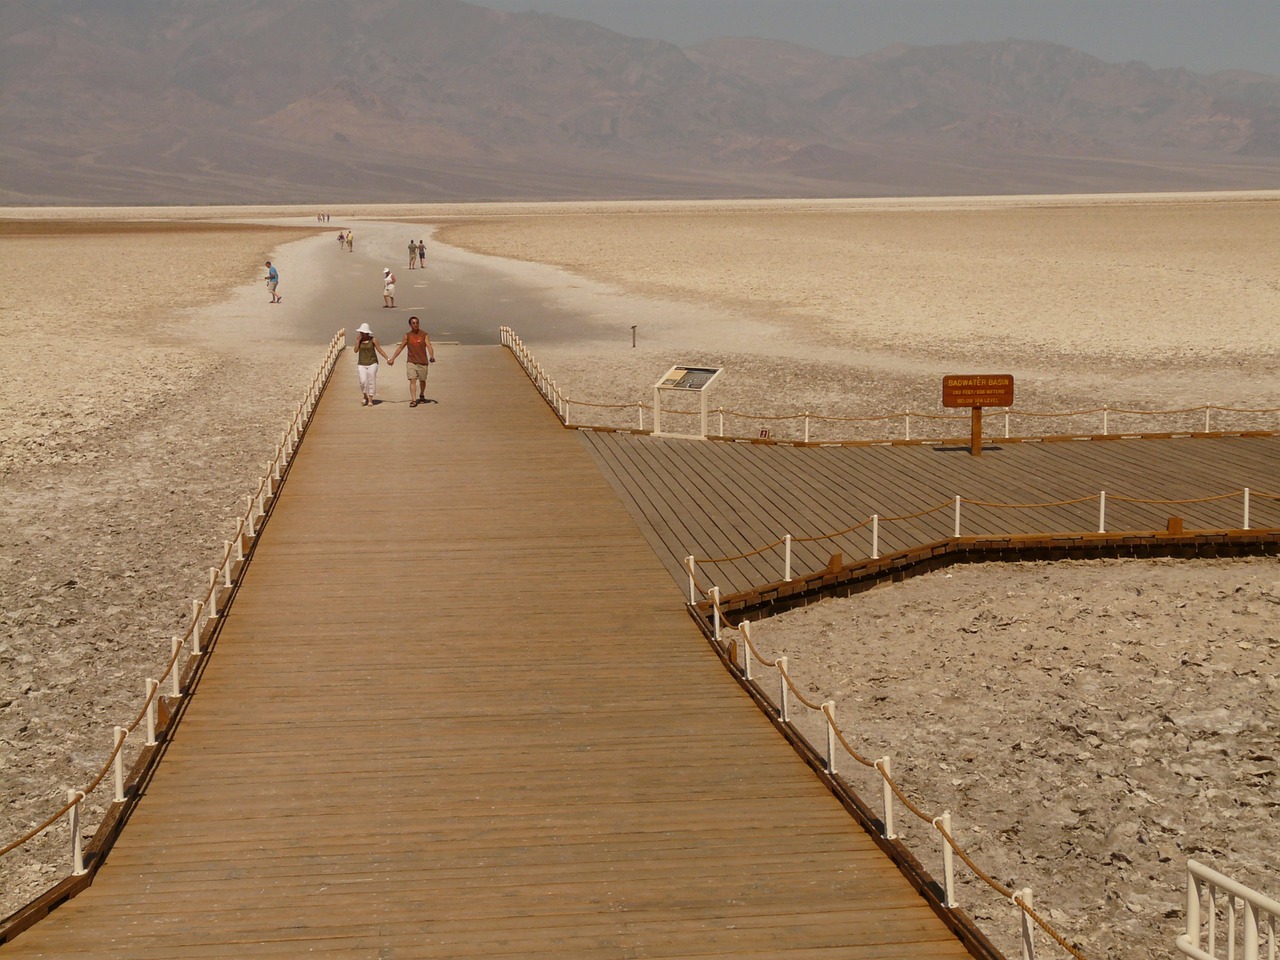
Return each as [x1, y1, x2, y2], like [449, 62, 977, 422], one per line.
[346, 230, 354, 252]
[337, 230, 345, 248]
[408, 239, 418, 269]
[417, 240, 426, 269]
[387, 315, 436, 407]
[352, 322, 389, 406]
[263, 261, 280, 303]
[382, 268, 396, 308]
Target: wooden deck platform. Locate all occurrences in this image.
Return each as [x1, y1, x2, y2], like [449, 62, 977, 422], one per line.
[3, 347, 978, 959]
[582, 430, 1280, 597]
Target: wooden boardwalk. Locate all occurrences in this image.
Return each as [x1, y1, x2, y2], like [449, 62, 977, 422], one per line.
[582, 431, 1280, 597]
[4, 347, 976, 959]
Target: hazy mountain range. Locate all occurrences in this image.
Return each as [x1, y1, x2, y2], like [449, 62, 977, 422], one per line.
[3, 0, 1279, 205]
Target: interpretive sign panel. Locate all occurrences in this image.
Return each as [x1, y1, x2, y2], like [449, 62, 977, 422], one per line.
[942, 374, 1015, 409]
[653, 365, 724, 439]
[659, 366, 722, 391]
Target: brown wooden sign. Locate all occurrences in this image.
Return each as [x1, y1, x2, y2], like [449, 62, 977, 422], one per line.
[942, 374, 1014, 409]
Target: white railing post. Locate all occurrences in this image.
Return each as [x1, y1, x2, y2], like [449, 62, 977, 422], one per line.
[710, 586, 721, 644]
[935, 810, 957, 907]
[1245, 897, 1261, 960]
[877, 756, 895, 839]
[637, 403, 644, 432]
[1098, 490, 1107, 533]
[777, 656, 789, 723]
[718, 409, 724, 437]
[823, 701, 837, 774]
[1103, 406, 1110, 435]
[686, 555, 697, 604]
[1184, 868, 1203, 958]
[804, 413, 810, 443]
[1018, 888, 1036, 960]
[170, 638, 181, 697]
[1205, 405, 1211, 432]
[1004, 411, 1010, 438]
[222, 548, 233, 588]
[190, 600, 203, 655]
[1243, 488, 1251, 530]
[113, 726, 127, 802]
[741, 620, 753, 680]
[871, 515, 880, 559]
[953, 496, 962, 537]
[68, 790, 86, 876]
[905, 414, 911, 441]
[783, 534, 792, 582]
[207, 573, 219, 618]
[145, 678, 159, 745]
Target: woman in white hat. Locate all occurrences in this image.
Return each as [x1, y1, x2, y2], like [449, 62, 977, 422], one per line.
[352, 323, 390, 406]
[382, 268, 396, 308]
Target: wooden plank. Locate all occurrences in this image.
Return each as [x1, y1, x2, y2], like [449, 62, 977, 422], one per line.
[628, 436, 774, 587]
[586, 433, 766, 591]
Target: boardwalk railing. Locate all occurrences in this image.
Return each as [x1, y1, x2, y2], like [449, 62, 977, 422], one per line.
[701, 589, 1278, 960]
[684, 488, 1280, 598]
[0, 330, 347, 942]
[1177, 860, 1279, 960]
[683, 515, 1279, 958]
[698, 587, 1089, 960]
[500, 327, 1280, 444]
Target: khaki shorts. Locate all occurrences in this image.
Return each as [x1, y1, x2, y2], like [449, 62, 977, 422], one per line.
[406, 362, 430, 381]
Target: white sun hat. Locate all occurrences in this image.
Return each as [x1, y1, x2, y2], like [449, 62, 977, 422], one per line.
[356, 322, 373, 335]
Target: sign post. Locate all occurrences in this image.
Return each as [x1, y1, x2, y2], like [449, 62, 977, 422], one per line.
[942, 374, 1014, 456]
[653, 365, 724, 439]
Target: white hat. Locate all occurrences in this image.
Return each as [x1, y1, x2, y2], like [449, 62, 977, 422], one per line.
[384, 268, 391, 275]
[356, 322, 372, 335]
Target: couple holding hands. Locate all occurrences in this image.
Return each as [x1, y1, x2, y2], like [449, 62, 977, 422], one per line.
[352, 316, 436, 407]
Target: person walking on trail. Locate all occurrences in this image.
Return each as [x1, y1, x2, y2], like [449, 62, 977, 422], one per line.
[417, 240, 426, 270]
[263, 261, 281, 303]
[387, 315, 436, 407]
[382, 268, 396, 308]
[408, 239, 418, 269]
[352, 322, 390, 406]
[346, 230, 354, 252]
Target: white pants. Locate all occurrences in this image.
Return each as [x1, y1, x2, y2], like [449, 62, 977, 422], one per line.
[357, 363, 378, 397]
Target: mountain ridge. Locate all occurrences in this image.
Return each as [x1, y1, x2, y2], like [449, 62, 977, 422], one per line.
[3, 0, 1279, 204]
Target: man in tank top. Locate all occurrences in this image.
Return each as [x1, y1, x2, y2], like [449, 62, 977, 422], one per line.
[387, 316, 436, 407]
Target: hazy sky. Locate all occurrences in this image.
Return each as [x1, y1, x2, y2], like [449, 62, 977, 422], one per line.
[474, 0, 1279, 76]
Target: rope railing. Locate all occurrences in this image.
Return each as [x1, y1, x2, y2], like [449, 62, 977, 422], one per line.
[703, 588, 1090, 960]
[687, 487, 1279, 593]
[499, 328, 1279, 444]
[710, 402, 1278, 443]
[0, 329, 346, 896]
